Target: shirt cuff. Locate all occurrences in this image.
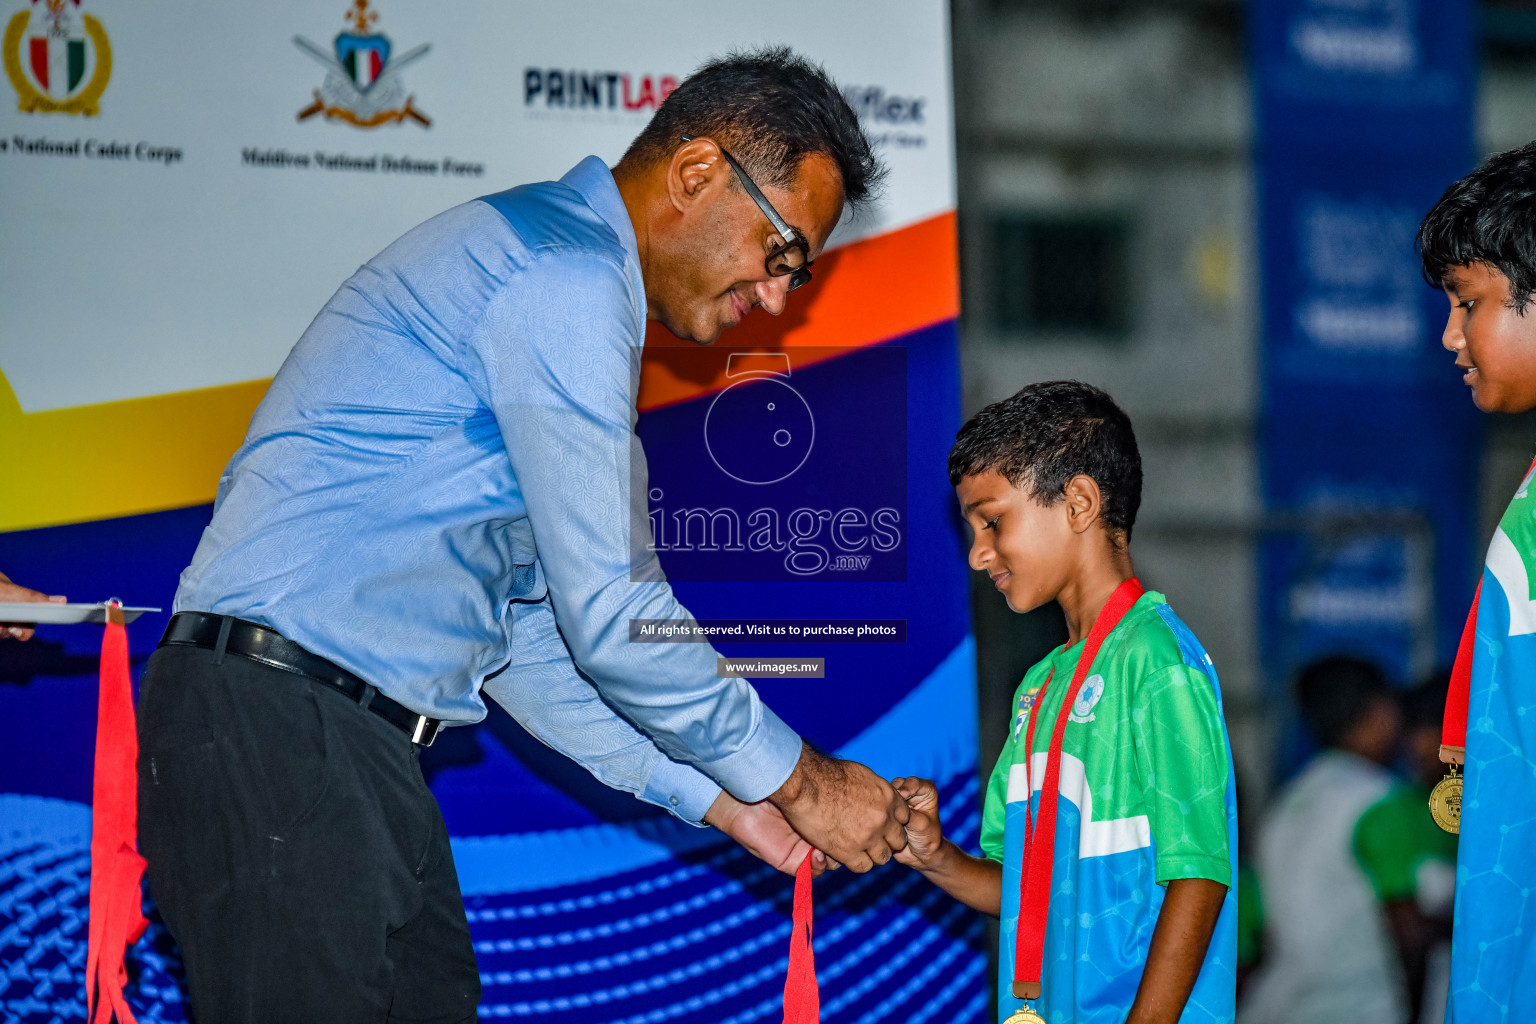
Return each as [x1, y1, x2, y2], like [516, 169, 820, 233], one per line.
[641, 757, 722, 826]
[693, 702, 803, 803]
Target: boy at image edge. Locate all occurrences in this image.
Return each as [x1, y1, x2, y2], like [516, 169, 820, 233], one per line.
[1419, 139, 1536, 1023]
[895, 381, 1238, 1024]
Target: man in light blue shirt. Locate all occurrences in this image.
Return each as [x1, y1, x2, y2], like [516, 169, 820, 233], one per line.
[137, 47, 908, 1023]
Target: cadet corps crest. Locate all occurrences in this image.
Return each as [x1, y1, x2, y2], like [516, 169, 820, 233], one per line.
[3, 0, 111, 115]
[294, 0, 430, 128]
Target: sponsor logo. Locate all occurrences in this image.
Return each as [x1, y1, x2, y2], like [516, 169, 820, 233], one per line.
[294, 0, 430, 129]
[3, 0, 111, 116]
[842, 84, 928, 149]
[842, 85, 925, 125]
[524, 67, 677, 114]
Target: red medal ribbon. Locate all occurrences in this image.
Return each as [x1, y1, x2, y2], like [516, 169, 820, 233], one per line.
[1013, 577, 1145, 1001]
[1441, 455, 1536, 764]
[781, 851, 819, 1024]
[1442, 581, 1478, 765]
[86, 603, 148, 1024]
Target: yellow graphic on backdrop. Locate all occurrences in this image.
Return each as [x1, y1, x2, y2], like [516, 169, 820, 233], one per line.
[0, 370, 269, 533]
[3, 0, 111, 115]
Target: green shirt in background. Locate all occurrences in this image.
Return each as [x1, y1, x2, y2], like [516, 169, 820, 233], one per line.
[1353, 784, 1458, 904]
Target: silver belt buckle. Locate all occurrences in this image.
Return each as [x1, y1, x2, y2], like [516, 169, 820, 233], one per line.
[410, 716, 441, 747]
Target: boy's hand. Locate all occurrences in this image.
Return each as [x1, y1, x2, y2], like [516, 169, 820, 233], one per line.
[892, 776, 946, 869]
[888, 774, 1003, 915]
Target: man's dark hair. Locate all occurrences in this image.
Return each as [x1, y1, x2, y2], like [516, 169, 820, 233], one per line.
[618, 46, 884, 212]
[1418, 139, 1536, 313]
[947, 380, 1142, 540]
[1296, 656, 1392, 748]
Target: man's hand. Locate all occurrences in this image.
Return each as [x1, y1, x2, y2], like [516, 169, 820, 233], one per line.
[0, 572, 65, 641]
[767, 743, 909, 873]
[892, 776, 944, 870]
[704, 791, 829, 877]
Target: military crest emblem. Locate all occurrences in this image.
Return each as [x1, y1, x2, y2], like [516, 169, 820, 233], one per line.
[3, 0, 111, 115]
[294, 0, 430, 128]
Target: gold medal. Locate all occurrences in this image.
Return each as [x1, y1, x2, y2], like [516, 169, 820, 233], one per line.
[1003, 1010, 1047, 1024]
[1429, 763, 1462, 834]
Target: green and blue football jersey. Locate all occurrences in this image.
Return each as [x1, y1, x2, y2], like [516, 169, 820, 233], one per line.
[981, 590, 1238, 1023]
[1448, 460, 1536, 1023]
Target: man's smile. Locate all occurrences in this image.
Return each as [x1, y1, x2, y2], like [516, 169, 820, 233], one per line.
[726, 289, 749, 326]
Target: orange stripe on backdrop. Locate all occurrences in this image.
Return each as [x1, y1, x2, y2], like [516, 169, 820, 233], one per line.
[638, 211, 958, 412]
[0, 212, 956, 533]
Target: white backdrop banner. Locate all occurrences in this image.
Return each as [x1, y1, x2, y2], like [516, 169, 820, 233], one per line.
[0, 0, 952, 413]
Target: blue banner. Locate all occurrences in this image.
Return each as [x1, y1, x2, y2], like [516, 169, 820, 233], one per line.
[1251, 0, 1481, 717]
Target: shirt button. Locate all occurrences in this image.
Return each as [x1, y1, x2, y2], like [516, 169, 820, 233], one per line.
[669, 796, 680, 806]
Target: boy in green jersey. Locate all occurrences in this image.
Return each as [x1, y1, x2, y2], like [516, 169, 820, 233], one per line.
[894, 381, 1238, 1024]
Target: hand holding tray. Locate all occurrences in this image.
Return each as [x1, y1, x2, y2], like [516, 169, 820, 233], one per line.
[0, 601, 160, 625]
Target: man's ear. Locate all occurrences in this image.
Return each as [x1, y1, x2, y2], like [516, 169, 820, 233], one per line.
[667, 136, 727, 215]
[1062, 474, 1102, 536]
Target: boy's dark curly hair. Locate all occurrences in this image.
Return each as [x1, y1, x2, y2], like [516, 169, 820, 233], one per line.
[948, 380, 1142, 541]
[1418, 140, 1536, 313]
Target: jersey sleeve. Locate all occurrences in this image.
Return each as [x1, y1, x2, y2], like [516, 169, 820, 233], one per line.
[1131, 662, 1233, 887]
[1353, 789, 1423, 902]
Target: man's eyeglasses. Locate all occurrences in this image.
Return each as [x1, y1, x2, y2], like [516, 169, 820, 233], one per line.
[681, 135, 814, 291]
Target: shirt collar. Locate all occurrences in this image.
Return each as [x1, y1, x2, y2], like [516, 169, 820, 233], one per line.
[560, 155, 640, 265]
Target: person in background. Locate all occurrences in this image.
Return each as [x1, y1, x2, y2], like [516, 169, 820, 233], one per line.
[1353, 674, 1457, 1024]
[1240, 656, 1405, 1024]
[0, 572, 66, 641]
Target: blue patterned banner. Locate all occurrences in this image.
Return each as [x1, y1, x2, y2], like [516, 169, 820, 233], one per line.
[1251, 0, 1480, 706]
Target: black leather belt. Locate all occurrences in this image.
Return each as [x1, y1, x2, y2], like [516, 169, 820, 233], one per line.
[160, 612, 442, 747]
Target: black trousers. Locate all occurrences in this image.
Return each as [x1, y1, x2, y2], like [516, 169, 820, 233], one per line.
[137, 643, 481, 1024]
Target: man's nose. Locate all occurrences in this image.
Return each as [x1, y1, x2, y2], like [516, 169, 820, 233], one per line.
[755, 275, 790, 316]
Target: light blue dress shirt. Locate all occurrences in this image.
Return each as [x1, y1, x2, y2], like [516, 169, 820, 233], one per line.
[176, 156, 803, 820]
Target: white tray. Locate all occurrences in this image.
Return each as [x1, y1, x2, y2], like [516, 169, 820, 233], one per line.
[0, 602, 161, 625]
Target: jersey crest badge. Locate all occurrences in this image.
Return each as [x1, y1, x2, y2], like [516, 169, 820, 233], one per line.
[1069, 673, 1104, 723]
[1014, 687, 1040, 740]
